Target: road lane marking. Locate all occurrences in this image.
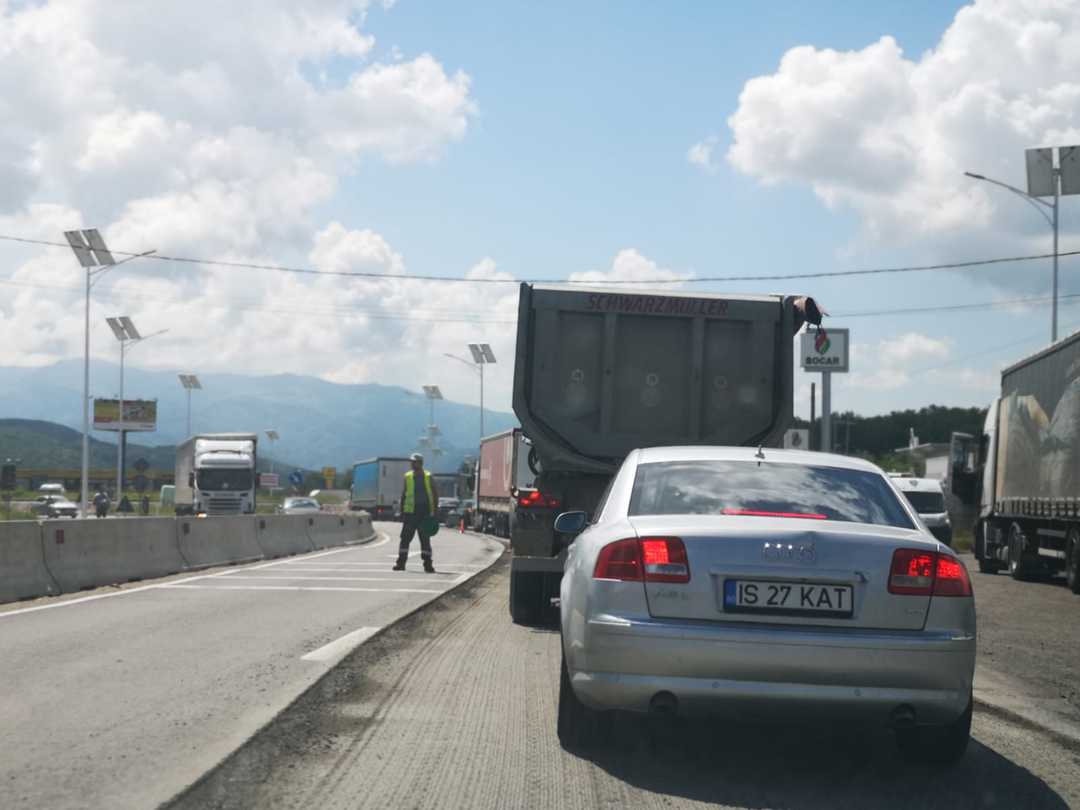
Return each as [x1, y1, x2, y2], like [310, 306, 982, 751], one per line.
[301, 627, 381, 663]
[0, 539, 384, 619]
[161, 584, 443, 594]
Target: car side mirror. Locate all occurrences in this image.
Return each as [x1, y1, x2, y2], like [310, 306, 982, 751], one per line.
[554, 511, 587, 537]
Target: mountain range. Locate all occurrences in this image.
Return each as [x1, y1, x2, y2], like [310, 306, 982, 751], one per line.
[0, 361, 516, 473]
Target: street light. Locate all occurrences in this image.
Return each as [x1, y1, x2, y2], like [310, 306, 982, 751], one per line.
[265, 429, 280, 486]
[178, 374, 202, 437]
[965, 145, 1080, 343]
[64, 229, 155, 515]
[445, 343, 496, 441]
[105, 316, 168, 497]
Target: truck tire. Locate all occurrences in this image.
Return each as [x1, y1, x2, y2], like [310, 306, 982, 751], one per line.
[895, 694, 972, 765]
[509, 570, 539, 625]
[1008, 524, 1032, 581]
[557, 646, 610, 751]
[1066, 528, 1080, 595]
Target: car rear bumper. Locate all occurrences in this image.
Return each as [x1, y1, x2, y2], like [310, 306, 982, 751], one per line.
[572, 615, 974, 726]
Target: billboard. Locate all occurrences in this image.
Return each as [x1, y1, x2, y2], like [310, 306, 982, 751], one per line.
[93, 399, 158, 432]
[800, 327, 849, 373]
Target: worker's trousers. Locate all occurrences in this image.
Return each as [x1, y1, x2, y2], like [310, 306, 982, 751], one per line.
[398, 515, 433, 562]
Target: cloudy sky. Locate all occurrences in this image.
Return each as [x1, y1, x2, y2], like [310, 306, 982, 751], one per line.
[1, 0, 1078, 419]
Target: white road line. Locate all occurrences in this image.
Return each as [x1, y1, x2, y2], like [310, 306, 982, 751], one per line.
[162, 584, 443, 594]
[0, 539, 383, 619]
[265, 565, 487, 573]
[219, 575, 456, 583]
[300, 627, 381, 663]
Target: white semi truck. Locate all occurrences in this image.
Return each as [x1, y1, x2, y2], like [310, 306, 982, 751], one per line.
[174, 433, 258, 516]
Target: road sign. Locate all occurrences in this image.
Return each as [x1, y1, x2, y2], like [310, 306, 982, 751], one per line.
[799, 327, 849, 373]
[289, 470, 304, 487]
[132, 474, 149, 493]
[260, 473, 280, 489]
[133, 458, 150, 473]
[322, 467, 337, 489]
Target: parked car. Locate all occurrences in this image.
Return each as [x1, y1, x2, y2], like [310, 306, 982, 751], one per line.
[892, 476, 952, 546]
[277, 497, 321, 515]
[555, 446, 975, 764]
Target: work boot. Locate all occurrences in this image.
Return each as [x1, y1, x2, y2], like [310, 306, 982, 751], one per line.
[423, 560, 435, 574]
[392, 557, 406, 571]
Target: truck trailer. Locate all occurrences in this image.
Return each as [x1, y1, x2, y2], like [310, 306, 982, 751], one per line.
[174, 433, 258, 516]
[476, 428, 536, 537]
[350, 457, 412, 519]
[953, 331, 1080, 592]
[508, 283, 822, 623]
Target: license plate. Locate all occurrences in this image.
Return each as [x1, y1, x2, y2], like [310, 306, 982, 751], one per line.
[723, 579, 853, 617]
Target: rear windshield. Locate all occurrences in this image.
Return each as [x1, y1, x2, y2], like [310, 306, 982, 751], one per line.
[629, 460, 915, 529]
[901, 490, 946, 513]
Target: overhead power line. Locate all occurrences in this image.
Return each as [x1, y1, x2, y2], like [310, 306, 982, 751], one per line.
[1, 233, 1078, 286]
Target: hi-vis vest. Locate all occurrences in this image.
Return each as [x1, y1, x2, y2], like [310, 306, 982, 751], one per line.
[403, 470, 436, 514]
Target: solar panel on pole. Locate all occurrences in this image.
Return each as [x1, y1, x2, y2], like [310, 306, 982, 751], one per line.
[83, 228, 116, 266]
[467, 343, 484, 364]
[64, 231, 97, 267]
[118, 316, 141, 340]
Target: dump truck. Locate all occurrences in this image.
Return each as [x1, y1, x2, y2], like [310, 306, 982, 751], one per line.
[350, 457, 412, 519]
[174, 433, 258, 516]
[951, 331, 1080, 592]
[476, 428, 536, 537]
[508, 283, 822, 623]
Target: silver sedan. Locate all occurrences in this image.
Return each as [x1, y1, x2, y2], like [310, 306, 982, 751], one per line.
[555, 446, 975, 764]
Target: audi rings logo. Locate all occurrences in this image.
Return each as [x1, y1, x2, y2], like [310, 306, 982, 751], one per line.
[762, 542, 816, 563]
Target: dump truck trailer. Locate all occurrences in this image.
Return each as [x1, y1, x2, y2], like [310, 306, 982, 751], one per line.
[508, 283, 822, 623]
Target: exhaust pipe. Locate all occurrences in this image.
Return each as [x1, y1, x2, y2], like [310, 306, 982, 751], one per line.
[649, 691, 679, 715]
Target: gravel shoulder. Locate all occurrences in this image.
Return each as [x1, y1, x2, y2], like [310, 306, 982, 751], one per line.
[966, 553, 1080, 713]
[167, 555, 1080, 810]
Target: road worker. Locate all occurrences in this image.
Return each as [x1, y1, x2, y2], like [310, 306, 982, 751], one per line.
[393, 453, 436, 573]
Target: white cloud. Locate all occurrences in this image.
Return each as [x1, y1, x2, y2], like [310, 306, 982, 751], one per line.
[844, 332, 950, 392]
[0, 0, 492, 405]
[687, 136, 720, 174]
[724, 0, 1080, 278]
[567, 248, 693, 289]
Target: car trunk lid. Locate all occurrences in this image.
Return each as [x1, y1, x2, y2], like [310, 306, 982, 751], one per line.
[629, 515, 934, 631]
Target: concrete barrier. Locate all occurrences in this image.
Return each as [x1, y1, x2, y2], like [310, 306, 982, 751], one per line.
[42, 517, 186, 593]
[255, 515, 315, 558]
[0, 521, 60, 603]
[176, 515, 262, 569]
[352, 512, 376, 544]
[307, 513, 353, 549]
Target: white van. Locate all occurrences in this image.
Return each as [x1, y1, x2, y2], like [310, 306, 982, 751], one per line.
[37, 482, 66, 497]
[893, 476, 952, 546]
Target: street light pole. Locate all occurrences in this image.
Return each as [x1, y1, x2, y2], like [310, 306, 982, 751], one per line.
[64, 229, 155, 515]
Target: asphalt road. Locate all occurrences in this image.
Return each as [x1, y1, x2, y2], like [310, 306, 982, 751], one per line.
[169, 556, 1080, 810]
[966, 554, 1080, 719]
[0, 522, 502, 809]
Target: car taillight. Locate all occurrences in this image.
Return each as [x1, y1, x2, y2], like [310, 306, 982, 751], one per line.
[888, 549, 972, 597]
[594, 538, 690, 584]
[516, 490, 560, 509]
[933, 554, 972, 597]
[593, 539, 642, 581]
[640, 537, 690, 583]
